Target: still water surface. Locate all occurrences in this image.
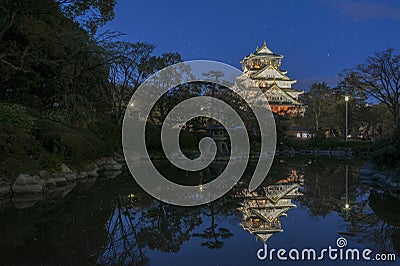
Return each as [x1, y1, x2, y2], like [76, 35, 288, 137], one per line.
[0, 157, 399, 265]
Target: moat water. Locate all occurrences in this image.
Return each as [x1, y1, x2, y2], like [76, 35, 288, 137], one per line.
[0, 156, 399, 265]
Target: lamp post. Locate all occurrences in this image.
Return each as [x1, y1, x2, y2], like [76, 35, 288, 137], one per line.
[345, 96, 349, 142]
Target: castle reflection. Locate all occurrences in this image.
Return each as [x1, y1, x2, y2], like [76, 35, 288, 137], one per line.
[238, 169, 304, 243]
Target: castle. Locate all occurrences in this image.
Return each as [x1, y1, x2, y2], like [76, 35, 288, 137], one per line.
[241, 41, 306, 116]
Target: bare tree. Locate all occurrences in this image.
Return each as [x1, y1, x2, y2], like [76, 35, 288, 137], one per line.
[105, 41, 154, 122]
[305, 82, 332, 130]
[342, 49, 400, 131]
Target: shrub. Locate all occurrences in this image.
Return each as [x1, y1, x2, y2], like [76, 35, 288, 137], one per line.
[369, 137, 400, 167]
[35, 119, 105, 167]
[88, 119, 121, 155]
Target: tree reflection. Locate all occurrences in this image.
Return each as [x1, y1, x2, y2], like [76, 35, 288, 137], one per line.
[137, 201, 201, 252]
[298, 161, 358, 217]
[192, 202, 234, 249]
[98, 194, 149, 265]
[98, 192, 202, 264]
[97, 157, 399, 264]
[337, 190, 400, 256]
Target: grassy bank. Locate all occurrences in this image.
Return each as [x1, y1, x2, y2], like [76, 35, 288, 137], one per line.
[0, 103, 121, 182]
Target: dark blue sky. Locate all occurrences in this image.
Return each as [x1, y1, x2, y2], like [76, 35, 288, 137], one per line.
[105, 0, 400, 90]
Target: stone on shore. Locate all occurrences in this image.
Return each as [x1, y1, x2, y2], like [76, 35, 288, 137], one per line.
[12, 174, 44, 194]
[84, 162, 99, 177]
[103, 157, 122, 170]
[40, 170, 67, 187]
[60, 163, 77, 182]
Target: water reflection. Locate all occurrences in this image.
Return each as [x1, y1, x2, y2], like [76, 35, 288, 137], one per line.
[0, 157, 399, 265]
[238, 170, 304, 243]
[98, 194, 201, 265]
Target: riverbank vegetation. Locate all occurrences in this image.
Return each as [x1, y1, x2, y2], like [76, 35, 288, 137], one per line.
[1, 0, 399, 183]
[0, 0, 184, 181]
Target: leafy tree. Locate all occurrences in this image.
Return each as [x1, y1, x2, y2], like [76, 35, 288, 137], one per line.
[0, 0, 118, 125]
[57, 0, 116, 34]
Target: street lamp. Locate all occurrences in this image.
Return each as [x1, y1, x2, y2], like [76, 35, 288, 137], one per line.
[345, 96, 349, 142]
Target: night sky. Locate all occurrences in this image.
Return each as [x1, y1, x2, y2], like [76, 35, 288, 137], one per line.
[104, 0, 400, 90]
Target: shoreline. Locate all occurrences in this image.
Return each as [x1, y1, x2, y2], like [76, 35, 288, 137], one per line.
[0, 156, 125, 209]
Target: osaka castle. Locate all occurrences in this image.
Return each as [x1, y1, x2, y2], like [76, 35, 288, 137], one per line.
[241, 41, 306, 117]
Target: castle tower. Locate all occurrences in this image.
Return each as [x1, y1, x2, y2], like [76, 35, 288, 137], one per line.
[241, 41, 306, 116]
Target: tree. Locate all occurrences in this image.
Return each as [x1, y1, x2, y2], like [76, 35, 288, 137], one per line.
[341, 49, 400, 133]
[57, 0, 117, 34]
[0, 0, 116, 124]
[105, 41, 155, 122]
[304, 82, 332, 130]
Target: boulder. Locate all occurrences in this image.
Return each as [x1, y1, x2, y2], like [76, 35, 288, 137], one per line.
[32, 175, 46, 187]
[42, 171, 68, 187]
[12, 174, 43, 194]
[77, 171, 88, 179]
[95, 158, 107, 170]
[102, 157, 122, 170]
[84, 162, 99, 177]
[60, 163, 77, 182]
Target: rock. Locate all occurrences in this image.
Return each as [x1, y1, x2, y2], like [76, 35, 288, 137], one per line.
[77, 171, 88, 179]
[113, 152, 126, 164]
[12, 174, 43, 194]
[84, 162, 99, 177]
[32, 175, 46, 187]
[39, 170, 51, 179]
[102, 157, 122, 170]
[95, 158, 107, 170]
[60, 163, 77, 182]
[96, 157, 122, 171]
[40, 170, 67, 187]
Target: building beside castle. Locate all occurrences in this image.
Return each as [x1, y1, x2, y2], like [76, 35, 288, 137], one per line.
[241, 41, 306, 117]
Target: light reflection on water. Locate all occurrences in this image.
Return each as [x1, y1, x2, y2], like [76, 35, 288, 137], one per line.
[0, 157, 398, 265]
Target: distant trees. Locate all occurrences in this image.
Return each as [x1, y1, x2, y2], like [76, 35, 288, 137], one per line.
[304, 82, 332, 130]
